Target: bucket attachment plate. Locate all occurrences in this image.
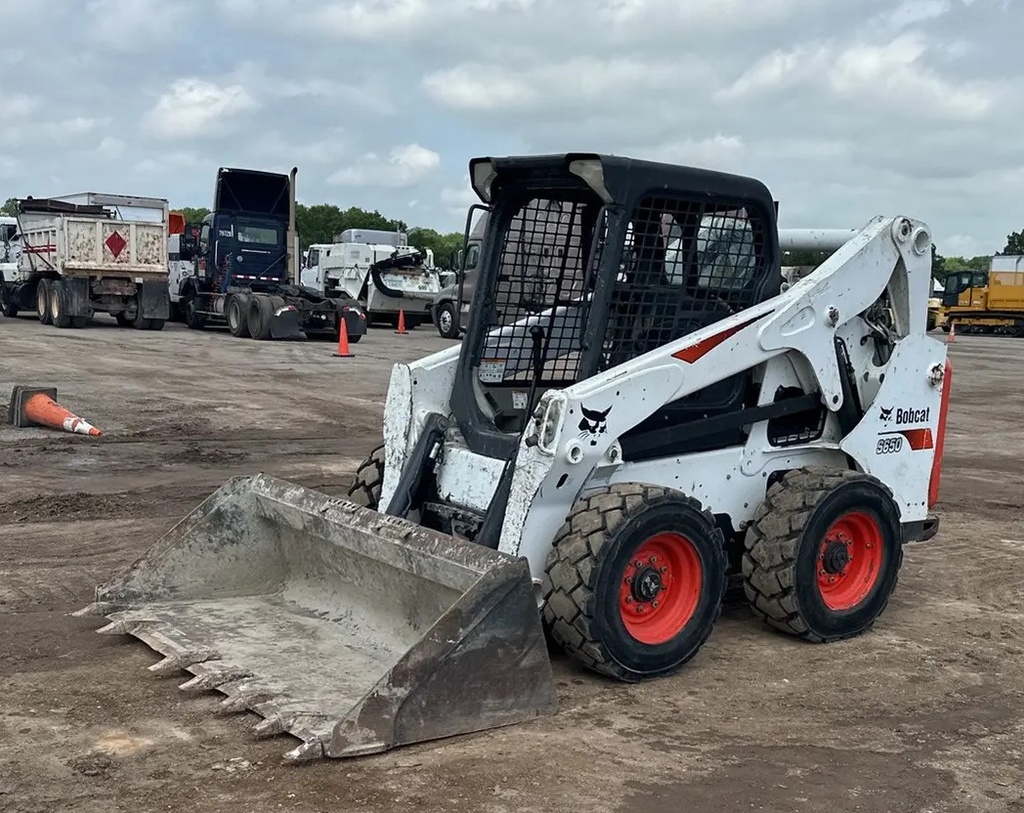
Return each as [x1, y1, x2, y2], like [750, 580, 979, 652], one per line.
[77, 474, 558, 760]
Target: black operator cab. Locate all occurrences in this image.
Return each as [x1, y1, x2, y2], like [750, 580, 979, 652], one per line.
[450, 152, 783, 462]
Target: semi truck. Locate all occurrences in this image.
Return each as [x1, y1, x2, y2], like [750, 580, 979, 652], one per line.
[174, 167, 367, 342]
[430, 210, 486, 338]
[300, 229, 441, 329]
[0, 193, 171, 329]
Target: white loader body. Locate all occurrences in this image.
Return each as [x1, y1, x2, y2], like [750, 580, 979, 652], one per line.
[380, 216, 946, 583]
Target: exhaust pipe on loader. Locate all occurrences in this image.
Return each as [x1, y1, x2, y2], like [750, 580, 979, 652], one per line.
[75, 474, 558, 761]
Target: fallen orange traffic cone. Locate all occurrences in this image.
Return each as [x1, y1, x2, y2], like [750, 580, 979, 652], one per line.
[395, 309, 407, 335]
[947, 322, 956, 344]
[8, 385, 102, 436]
[333, 317, 354, 358]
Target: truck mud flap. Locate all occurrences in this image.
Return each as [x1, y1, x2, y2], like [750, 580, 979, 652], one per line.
[268, 300, 304, 340]
[64, 276, 91, 318]
[139, 280, 170, 320]
[75, 473, 558, 761]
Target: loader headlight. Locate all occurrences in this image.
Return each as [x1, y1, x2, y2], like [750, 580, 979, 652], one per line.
[538, 396, 565, 453]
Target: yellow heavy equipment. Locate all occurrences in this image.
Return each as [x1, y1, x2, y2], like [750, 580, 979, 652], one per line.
[939, 258, 1024, 336]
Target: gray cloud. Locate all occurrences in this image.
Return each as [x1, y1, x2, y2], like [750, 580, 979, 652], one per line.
[1, 0, 1021, 254]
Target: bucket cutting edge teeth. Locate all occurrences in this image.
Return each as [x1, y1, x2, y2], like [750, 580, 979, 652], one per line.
[219, 689, 281, 714]
[71, 601, 128, 618]
[148, 649, 220, 675]
[96, 617, 154, 636]
[283, 737, 325, 762]
[178, 666, 254, 692]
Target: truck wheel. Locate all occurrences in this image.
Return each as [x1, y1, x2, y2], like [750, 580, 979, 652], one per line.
[0, 273, 16, 318]
[435, 301, 460, 339]
[50, 279, 72, 328]
[146, 319, 165, 331]
[247, 294, 273, 340]
[183, 294, 206, 330]
[541, 483, 727, 682]
[130, 295, 153, 330]
[742, 467, 903, 643]
[115, 312, 131, 328]
[36, 279, 53, 325]
[346, 444, 385, 509]
[227, 294, 251, 338]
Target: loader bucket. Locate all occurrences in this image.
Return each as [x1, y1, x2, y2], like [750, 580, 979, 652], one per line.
[75, 474, 558, 761]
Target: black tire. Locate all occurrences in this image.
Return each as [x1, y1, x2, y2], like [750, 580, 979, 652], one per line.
[70, 316, 87, 328]
[742, 467, 903, 643]
[541, 483, 727, 682]
[248, 294, 273, 340]
[114, 312, 132, 327]
[349, 333, 362, 344]
[49, 279, 72, 328]
[146, 319, 165, 331]
[435, 301, 460, 339]
[131, 293, 151, 330]
[36, 279, 52, 325]
[227, 294, 251, 338]
[0, 274, 17, 318]
[183, 291, 207, 330]
[346, 444, 385, 508]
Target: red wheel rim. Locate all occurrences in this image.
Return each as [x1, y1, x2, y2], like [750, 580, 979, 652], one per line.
[619, 532, 703, 645]
[817, 511, 885, 611]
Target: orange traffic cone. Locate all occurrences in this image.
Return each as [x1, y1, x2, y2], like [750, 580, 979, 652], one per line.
[333, 316, 354, 358]
[395, 309, 407, 335]
[8, 386, 102, 436]
[947, 322, 956, 344]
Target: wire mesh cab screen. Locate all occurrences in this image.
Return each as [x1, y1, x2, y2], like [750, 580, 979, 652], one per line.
[468, 185, 776, 437]
[474, 196, 594, 417]
[602, 195, 772, 370]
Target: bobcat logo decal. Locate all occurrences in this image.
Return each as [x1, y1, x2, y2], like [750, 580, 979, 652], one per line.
[879, 406, 894, 422]
[578, 405, 611, 446]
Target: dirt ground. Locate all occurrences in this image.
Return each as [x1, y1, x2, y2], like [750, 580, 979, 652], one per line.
[1, 314, 1022, 813]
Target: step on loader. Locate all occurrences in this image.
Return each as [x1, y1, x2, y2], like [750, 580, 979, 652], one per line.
[78, 153, 952, 761]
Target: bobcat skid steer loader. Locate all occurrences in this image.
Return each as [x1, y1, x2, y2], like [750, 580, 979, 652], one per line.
[77, 153, 952, 762]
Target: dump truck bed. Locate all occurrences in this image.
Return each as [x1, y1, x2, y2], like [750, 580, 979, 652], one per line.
[17, 210, 168, 281]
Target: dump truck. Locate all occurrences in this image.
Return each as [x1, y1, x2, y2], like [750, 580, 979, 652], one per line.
[175, 167, 367, 342]
[0, 193, 171, 329]
[79, 152, 951, 762]
[300, 229, 442, 328]
[938, 256, 1024, 335]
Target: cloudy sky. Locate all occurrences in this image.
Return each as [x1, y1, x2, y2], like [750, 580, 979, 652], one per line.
[3, 0, 1020, 255]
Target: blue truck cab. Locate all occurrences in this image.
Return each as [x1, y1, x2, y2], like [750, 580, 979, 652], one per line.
[179, 167, 366, 342]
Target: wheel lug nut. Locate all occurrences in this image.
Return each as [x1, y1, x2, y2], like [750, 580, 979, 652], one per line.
[637, 605, 645, 614]
[626, 596, 634, 603]
[649, 555, 658, 564]
[651, 600, 659, 608]
[625, 577, 633, 585]
[659, 566, 668, 574]
[634, 560, 643, 568]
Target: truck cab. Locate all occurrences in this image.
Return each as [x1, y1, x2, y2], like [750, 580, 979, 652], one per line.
[193, 167, 292, 296]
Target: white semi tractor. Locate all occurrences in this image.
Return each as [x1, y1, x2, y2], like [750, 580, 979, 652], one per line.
[300, 228, 441, 328]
